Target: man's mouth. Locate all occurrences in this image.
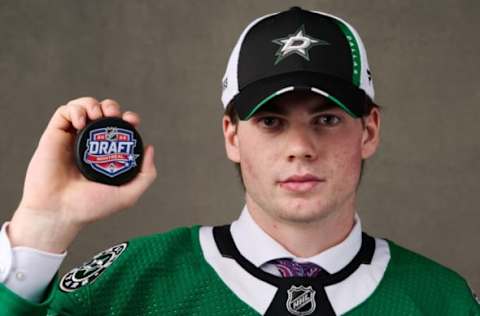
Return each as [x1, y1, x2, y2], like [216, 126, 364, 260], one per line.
[278, 174, 325, 192]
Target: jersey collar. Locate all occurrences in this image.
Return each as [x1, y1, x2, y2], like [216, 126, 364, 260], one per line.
[230, 205, 362, 274]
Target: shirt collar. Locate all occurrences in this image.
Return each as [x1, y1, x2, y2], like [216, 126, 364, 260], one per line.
[230, 205, 362, 274]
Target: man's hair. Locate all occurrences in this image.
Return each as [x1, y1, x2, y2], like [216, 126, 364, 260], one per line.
[224, 95, 380, 191]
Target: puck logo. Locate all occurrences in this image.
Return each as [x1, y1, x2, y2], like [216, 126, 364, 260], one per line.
[286, 285, 316, 316]
[60, 243, 128, 292]
[84, 127, 139, 177]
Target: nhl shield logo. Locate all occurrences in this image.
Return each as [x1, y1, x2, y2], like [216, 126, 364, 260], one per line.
[84, 127, 139, 177]
[286, 285, 316, 316]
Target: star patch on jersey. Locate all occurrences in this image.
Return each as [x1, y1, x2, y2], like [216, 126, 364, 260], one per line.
[286, 285, 316, 316]
[60, 242, 128, 292]
[272, 25, 330, 65]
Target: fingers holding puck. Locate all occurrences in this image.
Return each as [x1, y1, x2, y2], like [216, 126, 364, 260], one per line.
[74, 117, 144, 186]
[100, 99, 140, 128]
[67, 97, 103, 130]
[100, 99, 122, 118]
[122, 111, 140, 128]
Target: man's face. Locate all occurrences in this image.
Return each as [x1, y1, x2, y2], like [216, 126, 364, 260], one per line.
[223, 91, 380, 224]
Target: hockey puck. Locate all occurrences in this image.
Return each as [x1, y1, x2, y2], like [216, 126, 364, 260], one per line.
[74, 117, 144, 186]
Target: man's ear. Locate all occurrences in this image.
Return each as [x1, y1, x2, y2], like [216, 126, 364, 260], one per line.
[361, 107, 381, 160]
[223, 115, 240, 163]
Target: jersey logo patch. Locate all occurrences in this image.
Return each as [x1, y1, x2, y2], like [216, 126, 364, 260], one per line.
[84, 127, 139, 177]
[60, 242, 128, 292]
[286, 285, 316, 315]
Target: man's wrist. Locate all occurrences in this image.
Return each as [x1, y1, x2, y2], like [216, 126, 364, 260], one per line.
[9, 208, 83, 253]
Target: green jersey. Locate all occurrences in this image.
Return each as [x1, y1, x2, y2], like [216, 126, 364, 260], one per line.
[0, 225, 478, 315]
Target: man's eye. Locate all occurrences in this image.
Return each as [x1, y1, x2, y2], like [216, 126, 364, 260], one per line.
[258, 117, 281, 128]
[316, 115, 341, 126]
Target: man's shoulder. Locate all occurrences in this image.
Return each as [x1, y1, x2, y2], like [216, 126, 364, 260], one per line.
[58, 225, 202, 294]
[128, 225, 200, 249]
[384, 238, 465, 282]
[379, 238, 478, 308]
[120, 225, 203, 262]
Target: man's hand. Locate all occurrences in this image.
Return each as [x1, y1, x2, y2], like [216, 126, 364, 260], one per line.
[8, 97, 157, 253]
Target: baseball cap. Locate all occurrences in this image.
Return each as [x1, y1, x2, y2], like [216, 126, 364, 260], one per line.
[221, 7, 375, 120]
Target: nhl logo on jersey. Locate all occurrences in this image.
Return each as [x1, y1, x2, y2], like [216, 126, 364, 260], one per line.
[84, 126, 139, 177]
[286, 285, 316, 315]
[60, 242, 128, 292]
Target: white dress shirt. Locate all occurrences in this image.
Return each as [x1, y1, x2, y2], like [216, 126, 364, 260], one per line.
[0, 222, 66, 302]
[231, 205, 362, 276]
[0, 205, 361, 303]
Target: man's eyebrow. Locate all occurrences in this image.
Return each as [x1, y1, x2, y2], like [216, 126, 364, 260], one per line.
[254, 101, 338, 115]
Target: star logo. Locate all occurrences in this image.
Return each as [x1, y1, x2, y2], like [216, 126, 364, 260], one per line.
[272, 25, 330, 65]
[59, 243, 128, 293]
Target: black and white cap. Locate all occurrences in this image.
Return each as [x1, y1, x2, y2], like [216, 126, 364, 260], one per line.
[221, 7, 375, 120]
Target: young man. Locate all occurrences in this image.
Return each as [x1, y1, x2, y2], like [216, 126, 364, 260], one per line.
[0, 7, 478, 316]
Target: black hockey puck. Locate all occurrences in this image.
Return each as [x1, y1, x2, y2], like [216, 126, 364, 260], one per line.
[74, 117, 144, 186]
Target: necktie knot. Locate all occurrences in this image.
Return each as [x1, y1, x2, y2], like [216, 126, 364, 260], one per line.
[269, 258, 322, 277]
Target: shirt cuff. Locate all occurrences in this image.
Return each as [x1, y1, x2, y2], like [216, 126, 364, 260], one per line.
[0, 222, 67, 303]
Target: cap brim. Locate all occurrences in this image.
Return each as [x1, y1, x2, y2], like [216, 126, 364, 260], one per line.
[232, 72, 367, 120]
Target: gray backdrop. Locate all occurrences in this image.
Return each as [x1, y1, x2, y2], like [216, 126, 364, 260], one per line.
[1, 0, 479, 293]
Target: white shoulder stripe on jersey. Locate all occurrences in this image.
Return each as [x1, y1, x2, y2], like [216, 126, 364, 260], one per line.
[325, 238, 390, 315]
[199, 226, 277, 314]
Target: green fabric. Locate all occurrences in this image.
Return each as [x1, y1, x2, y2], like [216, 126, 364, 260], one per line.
[0, 282, 50, 316]
[79, 225, 257, 315]
[344, 241, 479, 315]
[335, 20, 361, 88]
[0, 226, 478, 315]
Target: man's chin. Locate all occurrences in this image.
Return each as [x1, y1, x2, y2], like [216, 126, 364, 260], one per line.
[275, 204, 333, 224]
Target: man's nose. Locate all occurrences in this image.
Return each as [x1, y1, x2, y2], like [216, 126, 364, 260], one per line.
[285, 126, 318, 162]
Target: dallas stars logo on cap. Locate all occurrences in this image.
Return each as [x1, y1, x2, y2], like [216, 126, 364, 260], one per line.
[272, 25, 330, 65]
